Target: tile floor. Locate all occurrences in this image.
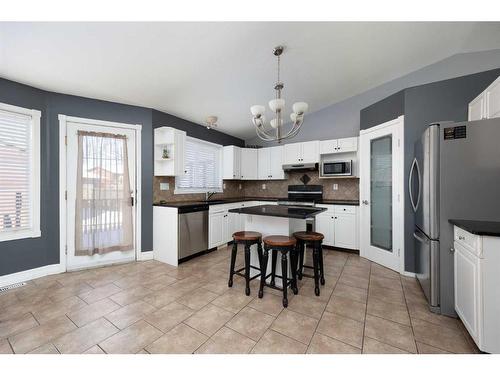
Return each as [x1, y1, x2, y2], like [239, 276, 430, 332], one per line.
[0, 246, 479, 354]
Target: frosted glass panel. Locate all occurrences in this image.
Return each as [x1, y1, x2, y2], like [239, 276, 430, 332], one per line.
[370, 135, 392, 251]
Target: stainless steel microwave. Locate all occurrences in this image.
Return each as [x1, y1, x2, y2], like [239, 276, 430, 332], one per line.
[320, 160, 352, 177]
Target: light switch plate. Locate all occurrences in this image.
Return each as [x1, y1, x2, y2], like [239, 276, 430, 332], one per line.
[333, 183, 338, 191]
[160, 182, 169, 191]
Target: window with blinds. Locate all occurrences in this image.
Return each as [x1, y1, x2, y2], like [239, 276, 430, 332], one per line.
[175, 137, 223, 193]
[0, 103, 41, 241]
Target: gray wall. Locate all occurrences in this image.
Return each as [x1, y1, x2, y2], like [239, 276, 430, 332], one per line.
[0, 78, 243, 277]
[246, 49, 500, 146]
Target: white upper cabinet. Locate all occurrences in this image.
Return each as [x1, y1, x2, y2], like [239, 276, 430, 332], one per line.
[240, 148, 258, 180]
[258, 146, 285, 180]
[468, 76, 500, 121]
[320, 137, 358, 155]
[284, 141, 319, 164]
[223, 146, 241, 179]
[154, 127, 186, 176]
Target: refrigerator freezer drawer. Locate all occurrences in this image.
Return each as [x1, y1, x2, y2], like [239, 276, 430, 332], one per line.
[414, 228, 440, 309]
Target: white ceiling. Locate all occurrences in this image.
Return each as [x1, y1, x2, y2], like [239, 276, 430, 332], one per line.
[1, 22, 500, 139]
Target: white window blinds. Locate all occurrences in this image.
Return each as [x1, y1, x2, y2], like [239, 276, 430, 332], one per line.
[0, 104, 40, 241]
[175, 137, 222, 193]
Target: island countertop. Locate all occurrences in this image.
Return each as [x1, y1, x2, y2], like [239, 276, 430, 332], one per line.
[228, 204, 327, 219]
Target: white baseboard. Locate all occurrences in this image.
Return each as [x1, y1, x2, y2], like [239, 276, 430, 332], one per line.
[138, 251, 153, 261]
[0, 263, 65, 288]
[402, 271, 416, 278]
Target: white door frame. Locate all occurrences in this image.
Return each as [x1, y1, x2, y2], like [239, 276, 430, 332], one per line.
[359, 115, 405, 274]
[59, 115, 142, 271]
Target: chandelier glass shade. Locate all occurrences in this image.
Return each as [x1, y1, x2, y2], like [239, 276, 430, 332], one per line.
[250, 46, 308, 143]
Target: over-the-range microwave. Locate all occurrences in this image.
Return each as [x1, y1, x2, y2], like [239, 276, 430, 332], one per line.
[320, 160, 352, 177]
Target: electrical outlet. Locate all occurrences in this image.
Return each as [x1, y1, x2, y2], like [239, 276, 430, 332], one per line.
[262, 184, 266, 190]
[239, 184, 242, 190]
[223, 183, 226, 189]
[333, 183, 338, 191]
[160, 182, 169, 191]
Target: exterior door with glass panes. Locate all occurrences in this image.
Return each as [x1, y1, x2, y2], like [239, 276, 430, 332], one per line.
[359, 116, 404, 272]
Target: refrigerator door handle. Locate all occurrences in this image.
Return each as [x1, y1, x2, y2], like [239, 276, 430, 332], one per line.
[413, 230, 428, 244]
[408, 157, 421, 212]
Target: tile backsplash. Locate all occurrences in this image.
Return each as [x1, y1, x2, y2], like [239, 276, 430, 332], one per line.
[153, 170, 359, 202]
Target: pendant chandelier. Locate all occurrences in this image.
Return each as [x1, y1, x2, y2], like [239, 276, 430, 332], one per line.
[250, 46, 308, 143]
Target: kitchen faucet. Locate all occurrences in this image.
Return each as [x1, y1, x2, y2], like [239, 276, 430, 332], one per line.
[205, 191, 216, 201]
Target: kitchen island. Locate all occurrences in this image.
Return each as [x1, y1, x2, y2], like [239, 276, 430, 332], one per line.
[228, 204, 326, 285]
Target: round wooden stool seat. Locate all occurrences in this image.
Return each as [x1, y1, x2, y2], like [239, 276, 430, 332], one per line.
[293, 231, 324, 242]
[232, 231, 262, 242]
[263, 235, 297, 247]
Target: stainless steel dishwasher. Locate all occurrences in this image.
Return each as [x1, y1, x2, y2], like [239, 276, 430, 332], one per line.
[178, 204, 209, 260]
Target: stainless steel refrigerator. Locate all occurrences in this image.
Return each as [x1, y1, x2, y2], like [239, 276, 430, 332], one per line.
[410, 118, 500, 316]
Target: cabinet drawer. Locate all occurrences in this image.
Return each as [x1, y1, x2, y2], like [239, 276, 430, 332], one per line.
[334, 205, 356, 214]
[454, 226, 482, 257]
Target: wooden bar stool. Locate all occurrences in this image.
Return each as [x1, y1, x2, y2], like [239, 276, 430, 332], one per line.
[293, 231, 325, 296]
[228, 231, 263, 296]
[259, 235, 298, 307]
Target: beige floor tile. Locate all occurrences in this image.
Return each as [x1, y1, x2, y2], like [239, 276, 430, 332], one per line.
[142, 285, 187, 308]
[416, 341, 452, 354]
[370, 275, 403, 292]
[271, 309, 318, 345]
[298, 282, 333, 302]
[338, 273, 369, 290]
[176, 287, 219, 310]
[247, 294, 284, 317]
[407, 301, 461, 331]
[307, 333, 361, 354]
[0, 312, 38, 339]
[79, 283, 122, 304]
[144, 301, 194, 333]
[332, 283, 368, 303]
[83, 345, 106, 354]
[345, 256, 372, 270]
[28, 343, 60, 354]
[364, 314, 417, 353]
[146, 323, 208, 354]
[109, 286, 153, 306]
[362, 337, 410, 354]
[316, 311, 363, 349]
[105, 300, 157, 329]
[251, 329, 307, 354]
[287, 294, 327, 319]
[53, 317, 119, 354]
[341, 265, 370, 280]
[0, 338, 13, 354]
[367, 296, 410, 326]
[8, 315, 76, 354]
[67, 298, 121, 327]
[32, 296, 88, 324]
[100, 320, 162, 354]
[196, 326, 256, 354]
[184, 303, 234, 336]
[0, 291, 20, 310]
[326, 295, 366, 322]
[141, 274, 178, 291]
[369, 285, 406, 306]
[211, 288, 253, 314]
[411, 318, 474, 353]
[226, 306, 275, 341]
[85, 272, 123, 288]
[201, 277, 232, 295]
[48, 282, 93, 302]
[370, 264, 400, 280]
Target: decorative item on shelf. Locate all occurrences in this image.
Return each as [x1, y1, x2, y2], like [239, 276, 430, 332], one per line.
[205, 115, 218, 130]
[162, 148, 169, 159]
[299, 174, 311, 185]
[250, 45, 308, 143]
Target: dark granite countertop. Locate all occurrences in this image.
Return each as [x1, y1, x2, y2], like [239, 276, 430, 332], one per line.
[449, 219, 500, 237]
[228, 204, 327, 219]
[153, 197, 359, 208]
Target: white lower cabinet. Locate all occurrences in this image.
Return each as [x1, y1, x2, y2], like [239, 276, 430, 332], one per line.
[208, 210, 225, 248]
[315, 205, 359, 250]
[453, 225, 500, 353]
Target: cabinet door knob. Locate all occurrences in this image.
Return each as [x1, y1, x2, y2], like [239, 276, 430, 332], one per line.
[458, 236, 465, 240]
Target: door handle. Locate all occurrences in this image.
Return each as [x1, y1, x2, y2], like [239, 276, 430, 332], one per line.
[409, 158, 421, 213]
[413, 231, 428, 244]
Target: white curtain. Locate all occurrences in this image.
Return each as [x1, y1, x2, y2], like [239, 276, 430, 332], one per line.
[75, 130, 133, 256]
